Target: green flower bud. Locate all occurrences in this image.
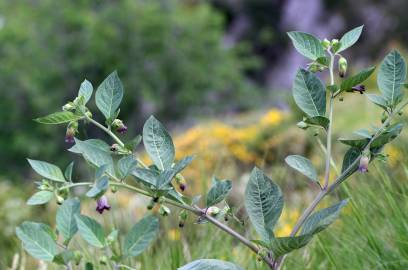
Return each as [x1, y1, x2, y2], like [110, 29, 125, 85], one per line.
[322, 38, 331, 49]
[56, 195, 64, 205]
[178, 210, 188, 228]
[296, 121, 308, 130]
[175, 173, 187, 191]
[85, 111, 92, 118]
[308, 63, 319, 73]
[147, 199, 155, 210]
[338, 57, 347, 78]
[111, 185, 118, 193]
[73, 251, 82, 265]
[159, 205, 171, 216]
[206, 206, 220, 217]
[99, 255, 108, 265]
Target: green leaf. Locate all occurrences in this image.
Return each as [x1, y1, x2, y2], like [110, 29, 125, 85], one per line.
[64, 162, 74, 181]
[132, 168, 159, 187]
[206, 178, 232, 207]
[340, 66, 376, 92]
[353, 129, 372, 139]
[245, 167, 283, 242]
[78, 79, 93, 104]
[156, 156, 194, 189]
[337, 25, 364, 53]
[285, 155, 318, 183]
[34, 111, 82, 125]
[377, 50, 407, 106]
[69, 139, 111, 153]
[75, 215, 106, 248]
[338, 135, 369, 148]
[124, 135, 142, 151]
[270, 235, 312, 258]
[56, 198, 81, 243]
[303, 116, 330, 130]
[70, 139, 115, 175]
[365, 94, 389, 110]
[287, 31, 325, 60]
[86, 176, 109, 198]
[341, 147, 361, 174]
[27, 191, 54, 205]
[301, 200, 348, 235]
[143, 116, 175, 170]
[118, 156, 137, 178]
[371, 123, 403, 149]
[27, 159, 66, 182]
[178, 259, 243, 270]
[292, 69, 326, 117]
[95, 71, 124, 119]
[123, 215, 159, 257]
[16, 222, 58, 261]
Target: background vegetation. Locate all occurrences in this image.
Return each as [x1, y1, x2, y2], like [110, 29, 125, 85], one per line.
[1, 0, 408, 269]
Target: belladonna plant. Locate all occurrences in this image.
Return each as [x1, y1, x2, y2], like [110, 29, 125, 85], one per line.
[16, 26, 408, 269]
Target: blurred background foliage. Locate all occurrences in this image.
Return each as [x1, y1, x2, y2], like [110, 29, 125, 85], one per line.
[1, 0, 408, 269]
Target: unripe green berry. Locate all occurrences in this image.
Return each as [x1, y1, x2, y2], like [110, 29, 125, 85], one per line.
[338, 57, 347, 78]
[322, 38, 330, 49]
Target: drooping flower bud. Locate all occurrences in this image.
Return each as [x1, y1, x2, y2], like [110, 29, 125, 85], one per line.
[358, 154, 370, 173]
[99, 256, 108, 265]
[96, 195, 111, 214]
[112, 119, 128, 134]
[338, 57, 347, 78]
[206, 206, 220, 217]
[73, 251, 82, 265]
[159, 205, 171, 216]
[56, 195, 65, 205]
[110, 144, 119, 152]
[322, 38, 331, 49]
[296, 121, 309, 130]
[65, 127, 76, 144]
[147, 198, 156, 210]
[65, 121, 78, 144]
[175, 173, 187, 191]
[178, 210, 188, 228]
[351, 84, 365, 94]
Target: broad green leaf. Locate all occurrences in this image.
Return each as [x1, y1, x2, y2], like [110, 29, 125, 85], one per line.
[301, 200, 348, 235]
[245, 167, 283, 242]
[53, 250, 75, 265]
[292, 69, 326, 117]
[16, 222, 58, 261]
[338, 136, 369, 148]
[206, 178, 232, 207]
[118, 156, 137, 178]
[270, 235, 312, 258]
[377, 50, 407, 106]
[34, 111, 82, 125]
[56, 198, 81, 243]
[285, 155, 318, 183]
[64, 162, 74, 181]
[132, 168, 159, 187]
[304, 116, 330, 130]
[75, 215, 105, 248]
[69, 139, 111, 153]
[124, 135, 142, 151]
[27, 159, 66, 182]
[156, 156, 194, 189]
[123, 215, 159, 257]
[70, 139, 115, 175]
[178, 259, 243, 270]
[365, 94, 389, 110]
[27, 191, 54, 205]
[337, 25, 364, 53]
[143, 116, 175, 171]
[371, 123, 403, 149]
[341, 147, 361, 175]
[78, 79, 93, 104]
[95, 71, 124, 119]
[86, 176, 109, 198]
[287, 32, 325, 60]
[340, 66, 375, 92]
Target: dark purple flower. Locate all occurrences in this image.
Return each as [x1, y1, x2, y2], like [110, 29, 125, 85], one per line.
[65, 127, 75, 144]
[352, 84, 366, 94]
[117, 125, 128, 134]
[96, 195, 111, 214]
[358, 156, 369, 173]
[179, 183, 186, 191]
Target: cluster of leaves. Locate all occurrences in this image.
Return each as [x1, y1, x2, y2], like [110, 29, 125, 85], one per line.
[16, 25, 408, 270]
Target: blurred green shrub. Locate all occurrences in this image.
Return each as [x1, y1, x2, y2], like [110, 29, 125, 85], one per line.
[0, 0, 260, 178]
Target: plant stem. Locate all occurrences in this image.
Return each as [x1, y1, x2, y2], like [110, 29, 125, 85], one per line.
[275, 99, 408, 270]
